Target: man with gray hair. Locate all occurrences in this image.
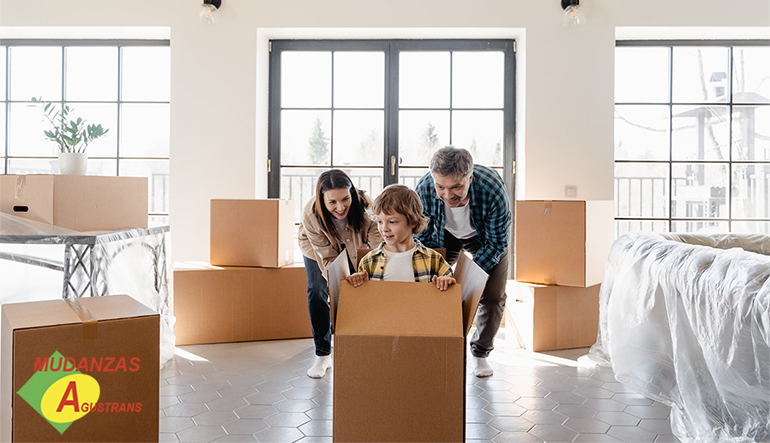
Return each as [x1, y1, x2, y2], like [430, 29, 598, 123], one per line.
[415, 146, 511, 377]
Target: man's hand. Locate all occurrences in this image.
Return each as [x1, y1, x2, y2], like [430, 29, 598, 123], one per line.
[346, 272, 369, 287]
[432, 275, 457, 291]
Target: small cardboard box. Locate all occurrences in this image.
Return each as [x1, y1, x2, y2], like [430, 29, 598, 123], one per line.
[505, 281, 600, 352]
[330, 253, 487, 443]
[210, 199, 295, 268]
[514, 200, 614, 287]
[172, 261, 311, 345]
[1, 294, 159, 442]
[0, 175, 148, 232]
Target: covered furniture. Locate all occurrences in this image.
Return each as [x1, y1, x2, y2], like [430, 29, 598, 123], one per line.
[586, 232, 770, 442]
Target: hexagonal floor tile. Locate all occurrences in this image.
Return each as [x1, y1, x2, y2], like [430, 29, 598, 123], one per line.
[193, 410, 239, 426]
[487, 416, 534, 432]
[298, 419, 332, 437]
[483, 402, 527, 417]
[563, 416, 611, 433]
[264, 412, 311, 428]
[521, 410, 568, 425]
[607, 425, 658, 442]
[514, 397, 557, 411]
[222, 418, 269, 435]
[176, 424, 227, 442]
[254, 427, 305, 443]
[159, 416, 195, 433]
[528, 424, 578, 441]
[582, 398, 627, 411]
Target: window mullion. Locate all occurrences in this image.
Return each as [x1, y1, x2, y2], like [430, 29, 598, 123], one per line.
[385, 42, 399, 187]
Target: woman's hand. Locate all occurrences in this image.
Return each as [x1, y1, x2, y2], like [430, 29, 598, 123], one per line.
[432, 275, 457, 291]
[346, 272, 369, 287]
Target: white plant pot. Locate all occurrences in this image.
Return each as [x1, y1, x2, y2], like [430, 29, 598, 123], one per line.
[58, 152, 88, 175]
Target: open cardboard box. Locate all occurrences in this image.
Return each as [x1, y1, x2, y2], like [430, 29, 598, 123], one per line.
[328, 251, 488, 442]
[1, 295, 159, 442]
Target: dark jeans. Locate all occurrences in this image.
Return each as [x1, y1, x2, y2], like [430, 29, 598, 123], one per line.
[304, 254, 356, 357]
[444, 230, 508, 358]
[304, 256, 332, 357]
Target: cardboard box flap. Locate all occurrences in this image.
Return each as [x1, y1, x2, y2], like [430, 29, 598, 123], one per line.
[327, 251, 351, 329]
[77, 294, 158, 320]
[337, 282, 462, 337]
[173, 261, 304, 272]
[2, 295, 156, 331]
[453, 253, 489, 337]
[2, 299, 83, 331]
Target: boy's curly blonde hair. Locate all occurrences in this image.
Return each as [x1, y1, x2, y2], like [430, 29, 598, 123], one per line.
[370, 184, 429, 234]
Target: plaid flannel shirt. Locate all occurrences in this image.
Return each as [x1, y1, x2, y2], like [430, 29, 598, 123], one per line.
[415, 164, 511, 274]
[358, 240, 453, 282]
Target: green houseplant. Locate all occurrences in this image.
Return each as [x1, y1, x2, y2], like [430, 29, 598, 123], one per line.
[32, 97, 110, 175]
[32, 96, 110, 154]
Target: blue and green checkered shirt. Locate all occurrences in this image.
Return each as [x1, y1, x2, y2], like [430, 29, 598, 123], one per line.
[415, 164, 511, 273]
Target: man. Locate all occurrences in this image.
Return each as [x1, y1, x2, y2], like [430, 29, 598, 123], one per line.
[416, 146, 511, 377]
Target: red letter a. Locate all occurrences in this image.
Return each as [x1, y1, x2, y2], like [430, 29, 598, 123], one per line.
[56, 381, 80, 413]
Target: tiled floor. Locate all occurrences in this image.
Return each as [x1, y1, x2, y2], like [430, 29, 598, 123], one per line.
[159, 331, 681, 442]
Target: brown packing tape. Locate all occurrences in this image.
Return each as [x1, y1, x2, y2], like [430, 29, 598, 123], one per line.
[64, 298, 99, 340]
[14, 175, 25, 199]
[543, 200, 553, 214]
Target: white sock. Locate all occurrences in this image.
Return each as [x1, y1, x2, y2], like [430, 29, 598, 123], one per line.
[307, 355, 332, 379]
[473, 356, 493, 377]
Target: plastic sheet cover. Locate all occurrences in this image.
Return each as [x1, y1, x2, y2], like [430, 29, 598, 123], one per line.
[583, 231, 770, 442]
[0, 212, 176, 366]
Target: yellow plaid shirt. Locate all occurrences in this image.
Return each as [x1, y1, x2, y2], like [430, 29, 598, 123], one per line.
[358, 239, 453, 282]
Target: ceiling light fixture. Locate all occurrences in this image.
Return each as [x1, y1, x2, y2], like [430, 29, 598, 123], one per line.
[199, 0, 222, 25]
[561, 0, 586, 27]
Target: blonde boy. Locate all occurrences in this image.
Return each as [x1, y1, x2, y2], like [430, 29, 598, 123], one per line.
[346, 184, 456, 291]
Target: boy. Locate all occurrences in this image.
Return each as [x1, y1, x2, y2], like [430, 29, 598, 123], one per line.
[346, 184, 456, 290]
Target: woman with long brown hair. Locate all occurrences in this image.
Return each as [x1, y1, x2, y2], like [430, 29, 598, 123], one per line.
[298, 169, 381, 378]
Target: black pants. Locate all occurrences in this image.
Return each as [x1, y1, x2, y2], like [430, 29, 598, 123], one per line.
[445, 231, 508, 358]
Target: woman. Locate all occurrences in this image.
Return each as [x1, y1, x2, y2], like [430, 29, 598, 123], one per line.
[298, 169, 382, 378]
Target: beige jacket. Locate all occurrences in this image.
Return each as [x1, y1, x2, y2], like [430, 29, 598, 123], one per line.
[298, 197, 382, 278]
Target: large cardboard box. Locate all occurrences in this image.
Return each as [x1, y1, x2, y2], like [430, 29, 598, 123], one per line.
[172, 261, 311, 345]
[330, 253, 487, 443]
[505, 281, 600, 352]
[515, 200, 614, 287]
[1, 295, 159, 442]
[210, 199, 295, 268]
[0, 174, 148, 232]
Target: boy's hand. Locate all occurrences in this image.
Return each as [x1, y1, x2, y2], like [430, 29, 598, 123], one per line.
[346, 272, 369, 287]
[432, 275, 457, 291]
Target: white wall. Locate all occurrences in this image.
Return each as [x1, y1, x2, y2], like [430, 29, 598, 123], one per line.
[1, 0, 768, 264]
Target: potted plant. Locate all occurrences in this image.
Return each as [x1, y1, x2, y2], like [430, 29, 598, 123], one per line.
[32, 97, 110, 175]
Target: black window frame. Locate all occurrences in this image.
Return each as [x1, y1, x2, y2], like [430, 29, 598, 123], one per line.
[0, 38, 171, 221]
[267, 39, 516, 205]
[615, 39, 770, 234]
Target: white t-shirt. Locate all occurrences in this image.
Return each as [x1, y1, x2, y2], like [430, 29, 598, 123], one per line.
[382, 246, 417, 282]
[445, 204, 477, 239]
[332, 217, 348, 245]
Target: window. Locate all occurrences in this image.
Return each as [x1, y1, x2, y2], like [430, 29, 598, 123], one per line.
[614, 41, 770, 236]
[268, 40, 516, 222]
[0, 39, 171, 225]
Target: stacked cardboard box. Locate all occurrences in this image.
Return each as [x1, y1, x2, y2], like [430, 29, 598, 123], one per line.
[0, 175, 148, 232]
[172, 199, 311, 345]
[1, 294, 159, 442]
[510, 200, 613, 351]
